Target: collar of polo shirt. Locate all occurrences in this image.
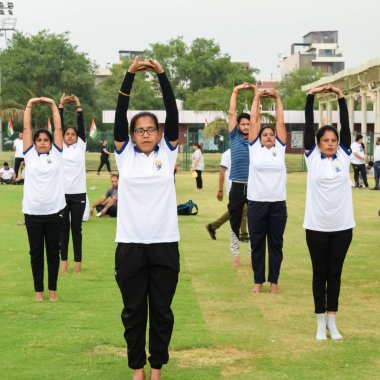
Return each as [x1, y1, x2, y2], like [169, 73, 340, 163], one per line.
[133, 144, 160, 153]
[320, 152, 337, 160]
[37, 150, 51, 157]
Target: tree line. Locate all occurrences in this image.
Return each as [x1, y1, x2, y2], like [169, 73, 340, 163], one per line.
[0, 30, 321, 135]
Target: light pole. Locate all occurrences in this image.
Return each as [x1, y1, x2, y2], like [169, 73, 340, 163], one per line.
[0, 2, 16, 151]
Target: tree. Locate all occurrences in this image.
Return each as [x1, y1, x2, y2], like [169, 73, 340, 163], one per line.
[1, 30, 97, 130]
[96, 60, 167, 119]
[277, 67, 322, 110]
[145, 37, 259, 105]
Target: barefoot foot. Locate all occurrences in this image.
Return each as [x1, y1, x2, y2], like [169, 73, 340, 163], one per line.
[132, 368, 146, 380]
[251, 284, 263, 294]
[74, 261, 81, 273]
[232, 255, 240, 267]
[61, 260, 68, 273]
[35, 292, 44, 302]
[150, 368, 161, 380]
[49, 290, 58, 302]
[270, 283, 279, 294]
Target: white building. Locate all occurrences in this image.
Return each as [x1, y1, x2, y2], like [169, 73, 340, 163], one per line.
[280, 31, 345, 77]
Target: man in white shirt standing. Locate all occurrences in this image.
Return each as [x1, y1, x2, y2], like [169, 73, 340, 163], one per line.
[350, 134, 369, 189]
[13, 132, 25, 178]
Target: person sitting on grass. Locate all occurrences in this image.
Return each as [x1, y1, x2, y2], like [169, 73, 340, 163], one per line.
[0, 162, 15, 184]
[13, 161, 26, 185]
[90, 174, 118, 217]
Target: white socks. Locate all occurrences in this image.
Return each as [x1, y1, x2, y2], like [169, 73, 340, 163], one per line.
[316, 314, 343, 340]
[316, 314, 327, 340]
[326, 314, 343, 340]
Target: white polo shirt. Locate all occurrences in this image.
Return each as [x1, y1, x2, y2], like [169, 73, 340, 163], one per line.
[220, 149, 232, 193]
[13, 138, 24, 158]
[192, 149, 204, 170]
[247, 137, 287, 202]
[22, 144, 66, 215]
[374, 145, 380, 162]
[350, 141, 365, 165]
[62, 137, 87, 194]
[0, 167, 15, 180]
[303, 144, 355, 232]
[115, 135, 180, 244]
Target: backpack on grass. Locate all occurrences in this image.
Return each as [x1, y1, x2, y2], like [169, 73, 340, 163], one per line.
[177, 200, 198, 215]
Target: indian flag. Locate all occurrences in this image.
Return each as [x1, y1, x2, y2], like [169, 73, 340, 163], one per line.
[7, 118, 14, 138]
[89, 118, 97, 139]
[47, 117, 52, 132]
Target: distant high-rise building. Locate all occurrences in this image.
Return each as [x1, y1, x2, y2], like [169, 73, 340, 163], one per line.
[118, 50, 144, 61]
[280, 31, 345, 77]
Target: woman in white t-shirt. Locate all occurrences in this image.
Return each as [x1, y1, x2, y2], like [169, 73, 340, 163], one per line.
[191, 142, 204, 191]
[113, 57, 179, 380]
[59, 94, 87, 273]
[304, 85, 355, 341]
[247, 89, 287, 294]
[22, 97, 65, 302]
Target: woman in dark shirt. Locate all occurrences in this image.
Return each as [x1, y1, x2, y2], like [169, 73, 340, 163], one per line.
[97, 139, 111, 175]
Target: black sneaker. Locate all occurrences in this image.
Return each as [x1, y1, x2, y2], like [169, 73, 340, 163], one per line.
[240, 235, 250, 242]
[206, 224, 216, 240]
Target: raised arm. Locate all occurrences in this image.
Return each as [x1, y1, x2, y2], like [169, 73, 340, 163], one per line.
[23, 98, 42, 151]
[271, 90, 286, 144]
[228, 83, 255, 132]
[40, 97, 62, 149]
[114, 57, 140, 150]
[249, 90, 263, 143]
[330, 86, 350, 150]
[304, 87, 325, 152]
[148, 59, 178, 147]
[58, 93, 68, 129]
[69, 94, 85, 142]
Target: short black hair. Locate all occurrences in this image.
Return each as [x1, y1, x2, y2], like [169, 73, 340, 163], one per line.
[63, 126, 78, 136]
[130, 112, 159, 134]
[355, 134, 363, 142]
[4, 162, 9, 166]
[258, 125, 276, 138]
[237, 113, 250, 124]
[33, 129, 53, 144]
[316, 125, 339, 144]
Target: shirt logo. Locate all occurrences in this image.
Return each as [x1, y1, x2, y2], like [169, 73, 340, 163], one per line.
[46, 157, 52, 164]
[154, 160, 163, 171]
[333, 161, 342, 172]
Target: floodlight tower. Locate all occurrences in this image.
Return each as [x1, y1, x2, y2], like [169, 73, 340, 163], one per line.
[0, 1, 17, 151]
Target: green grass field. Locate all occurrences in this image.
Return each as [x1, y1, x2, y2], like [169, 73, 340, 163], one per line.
[0, 171, 379, 379]
[0, 151, 306, 173]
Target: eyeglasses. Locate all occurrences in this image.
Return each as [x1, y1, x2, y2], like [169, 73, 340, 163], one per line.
[134, 127, 158, 136]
